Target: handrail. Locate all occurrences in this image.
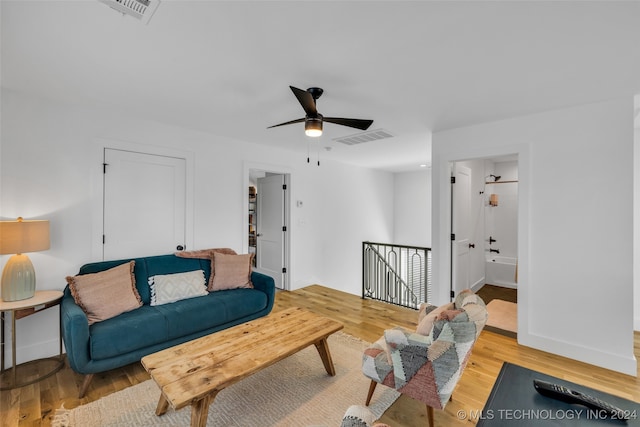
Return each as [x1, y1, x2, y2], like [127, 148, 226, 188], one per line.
[364, 241, 431, 251]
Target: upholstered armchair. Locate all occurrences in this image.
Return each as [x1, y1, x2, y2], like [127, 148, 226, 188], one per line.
[361, 290, 488, 427]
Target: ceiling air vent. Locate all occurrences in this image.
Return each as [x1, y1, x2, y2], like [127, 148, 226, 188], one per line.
[98, 0, 160, 24]
[333, 129, 394, 146]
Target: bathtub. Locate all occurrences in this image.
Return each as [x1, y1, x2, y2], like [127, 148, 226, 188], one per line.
[486, 255, 518, 288]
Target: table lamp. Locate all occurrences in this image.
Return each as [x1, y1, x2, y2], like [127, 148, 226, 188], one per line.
[0, 217, 50, 301]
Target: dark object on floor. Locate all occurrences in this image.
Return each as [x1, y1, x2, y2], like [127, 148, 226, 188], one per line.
[477, 362, 640, 426]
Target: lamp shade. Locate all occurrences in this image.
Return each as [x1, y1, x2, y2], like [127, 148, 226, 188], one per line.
[0, 218, 50, 255]
[1, 218, 50, 301]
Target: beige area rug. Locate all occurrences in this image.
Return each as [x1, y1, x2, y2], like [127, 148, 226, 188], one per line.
[52, 332, 399, 427]
[486, 299, 518, 334]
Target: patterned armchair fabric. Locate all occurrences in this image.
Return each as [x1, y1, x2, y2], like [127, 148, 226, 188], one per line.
[361, 290, 487, 424]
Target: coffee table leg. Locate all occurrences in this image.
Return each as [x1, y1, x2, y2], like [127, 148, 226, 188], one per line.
[314, 337, 336, 376]
[190, 391, 218, 427]
[155, 394, 170, 416]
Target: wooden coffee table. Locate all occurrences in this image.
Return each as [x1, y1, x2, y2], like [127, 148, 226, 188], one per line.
[141, 307, 344, 427]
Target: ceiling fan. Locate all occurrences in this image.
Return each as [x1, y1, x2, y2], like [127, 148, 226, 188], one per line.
[268, 86, 373, 137]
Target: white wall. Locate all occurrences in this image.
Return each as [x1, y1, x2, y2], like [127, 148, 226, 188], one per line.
[636, 125, 640, 331]
[312, 161, 395, 291]
[0, 89, 395, 364]
[393, 169, 431, 248]
[487, 160, 519, 260]
[432, 98, 636, 376]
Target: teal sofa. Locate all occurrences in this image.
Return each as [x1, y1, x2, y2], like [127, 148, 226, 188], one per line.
[61, 253, 275, 397]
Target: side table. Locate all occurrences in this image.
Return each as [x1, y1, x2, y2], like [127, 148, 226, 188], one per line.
[0, 290, 64, 389]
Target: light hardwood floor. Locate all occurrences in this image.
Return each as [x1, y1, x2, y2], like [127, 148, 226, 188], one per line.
[1, 284, 639, 426]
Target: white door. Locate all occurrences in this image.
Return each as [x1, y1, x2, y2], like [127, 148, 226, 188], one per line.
[452, 164, 471, 297]
[103, 148, 186, 260]
[256, 175, 286, 289]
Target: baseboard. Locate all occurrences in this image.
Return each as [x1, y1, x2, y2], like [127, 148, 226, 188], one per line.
[487, 282, 517, 289]
[11, 337, 61, 366]
[470, 277, 485, 293]
[518, 332, 637, 377]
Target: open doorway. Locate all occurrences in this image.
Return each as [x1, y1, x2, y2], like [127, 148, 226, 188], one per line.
[245, 166, 291, 290]
[451, 155, 518, 337]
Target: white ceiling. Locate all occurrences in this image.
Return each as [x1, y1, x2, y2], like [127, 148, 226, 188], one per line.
[2, 1, 640, 172]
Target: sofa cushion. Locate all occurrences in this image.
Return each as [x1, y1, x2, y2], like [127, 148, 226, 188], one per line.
[67, 261, 142, 325]
[209, 253, 254, 291]
[149, 270, 208, 306]
[89, 305, 169, 360]
[154, 288, 268, 340]
[144, 254, 207, 278]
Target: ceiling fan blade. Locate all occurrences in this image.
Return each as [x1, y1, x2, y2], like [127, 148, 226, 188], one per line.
[323, 117, 374, 131]
[267, 117, 305, 129]
[290, 86, 317, 116]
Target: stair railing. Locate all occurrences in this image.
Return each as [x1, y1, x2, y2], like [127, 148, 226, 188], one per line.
[362, 241, 431, 310]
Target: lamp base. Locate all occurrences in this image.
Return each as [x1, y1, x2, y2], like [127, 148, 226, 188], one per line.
[1, 254, 36, 302]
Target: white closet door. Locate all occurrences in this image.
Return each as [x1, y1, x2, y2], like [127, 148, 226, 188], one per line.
[103, 148, 186, 260]
[256, 174, 285, 289]
[452, 164, 471, 296]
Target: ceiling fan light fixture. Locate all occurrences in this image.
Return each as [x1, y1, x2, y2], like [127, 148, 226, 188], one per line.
[305, 117, 323, 137]
[268, 86, 372, 139]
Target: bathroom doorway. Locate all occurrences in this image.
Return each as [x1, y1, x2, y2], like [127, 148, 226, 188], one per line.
[483, 156, 518, 336]
[451, 154, 518, 336]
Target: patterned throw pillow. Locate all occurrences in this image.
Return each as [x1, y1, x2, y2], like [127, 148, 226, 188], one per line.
[66, 261, 142, 325]
[209, 252, 254, 291]
[148, 270, 208, 306]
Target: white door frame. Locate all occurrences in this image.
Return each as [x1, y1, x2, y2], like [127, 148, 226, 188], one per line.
[91, 138, 195, 261]
[433, 143, 529, 336]
[243, 161, 292, 291]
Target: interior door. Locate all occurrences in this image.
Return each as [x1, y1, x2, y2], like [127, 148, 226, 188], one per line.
[451, 164, 471, 297]
[103, 148, 186, 260]
[256, 174, 285, 289]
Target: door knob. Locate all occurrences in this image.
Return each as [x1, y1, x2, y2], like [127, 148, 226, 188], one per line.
[176, 245, 185, 251]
